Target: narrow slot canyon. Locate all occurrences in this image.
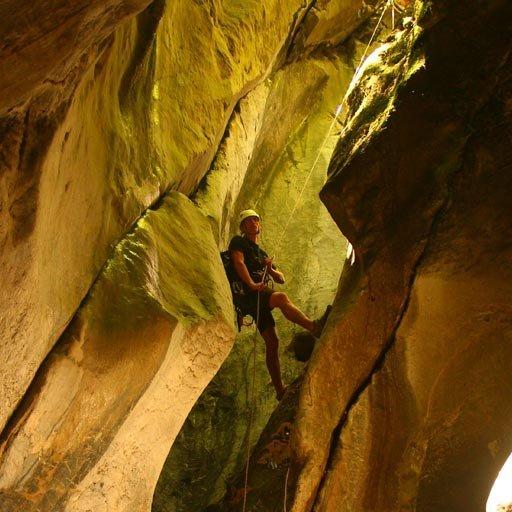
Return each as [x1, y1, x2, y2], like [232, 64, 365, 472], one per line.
[0, 1, 511, 512]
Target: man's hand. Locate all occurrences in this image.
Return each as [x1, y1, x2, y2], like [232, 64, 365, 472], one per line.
[263, 257, 285, 284]
[249, 281, 266, 292]
[264, 257, 285, 284]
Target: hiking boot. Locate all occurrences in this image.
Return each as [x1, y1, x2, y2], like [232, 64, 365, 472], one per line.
[311, 305, 332, 339]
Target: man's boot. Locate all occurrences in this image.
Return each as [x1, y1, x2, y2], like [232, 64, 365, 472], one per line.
[311, 304, 332, 339]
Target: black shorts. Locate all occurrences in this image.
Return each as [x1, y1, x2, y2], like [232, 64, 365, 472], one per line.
[237, 287, 275, 333]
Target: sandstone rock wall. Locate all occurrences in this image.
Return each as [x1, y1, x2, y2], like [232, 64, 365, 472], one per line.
[2, 0, 509, 511]
[0, 0, 311, 435]
[0, 1, 352, 510]
[294, 1, 512, 511]
[0, 193, 235, 511]
[206, 1, 512, 511]
[154, 52, 350, 512]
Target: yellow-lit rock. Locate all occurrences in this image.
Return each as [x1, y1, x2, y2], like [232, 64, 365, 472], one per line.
[1, 0, 511, 511]
[0, 0, 308, 437]
[286, 0, 378, 62]
[156, 50, 350, 512]
[0, 193, 235, 511]
[291, 1, 512, 511]
[203, 2, 512, 511]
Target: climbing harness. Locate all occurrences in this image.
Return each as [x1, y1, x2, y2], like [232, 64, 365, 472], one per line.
[240, 2, 399, 509]
[221, 249, 274, 330]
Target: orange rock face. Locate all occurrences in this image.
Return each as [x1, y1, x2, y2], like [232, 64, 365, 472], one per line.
[294, 1, 512, 511]
[208, 1, 512, 511]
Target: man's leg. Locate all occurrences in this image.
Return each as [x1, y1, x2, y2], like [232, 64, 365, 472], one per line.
[269, 292, 315, 332]
[259, 325, 286, 400]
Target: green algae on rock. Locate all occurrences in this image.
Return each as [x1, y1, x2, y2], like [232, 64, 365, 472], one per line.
[0, 0, 308, 437]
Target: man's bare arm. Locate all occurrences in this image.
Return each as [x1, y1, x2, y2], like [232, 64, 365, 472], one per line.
[231, 250, 265, 291]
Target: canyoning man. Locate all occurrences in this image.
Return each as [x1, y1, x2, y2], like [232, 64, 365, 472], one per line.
[228, 209, 329, 400]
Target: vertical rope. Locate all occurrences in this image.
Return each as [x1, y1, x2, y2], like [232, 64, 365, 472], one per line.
[274, 0, 392, 256]
[283, 464, 291, 512]
[241, 327, 257, 512]
[242, 267, 268, 512]
[240, 4, 398, 510]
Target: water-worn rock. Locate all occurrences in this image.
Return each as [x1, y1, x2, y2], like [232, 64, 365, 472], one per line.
[0, 0, 159, 438]
[0, 0, 308, 436]
[205, 1, 512, 511]
[2, 0, 512, 511]
[1, 2, 350, 510]
[290, 1, 512, 511]
[0, 192, 235, 511]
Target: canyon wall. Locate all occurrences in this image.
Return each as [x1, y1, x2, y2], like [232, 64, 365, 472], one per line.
[0, 0, 360, 510]
[154, 43, 351, 512]
[214, 1, 512, 511]
[1, 0, 511, 511]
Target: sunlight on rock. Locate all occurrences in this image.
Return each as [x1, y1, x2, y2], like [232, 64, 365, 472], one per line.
[487, 453, 512, 512]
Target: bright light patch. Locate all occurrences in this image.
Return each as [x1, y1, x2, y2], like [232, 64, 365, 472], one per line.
[151, 83, 161, 127]
[346, 41, 391, 99]
[487, 452, 512, 511]
[346, 242, 356, 266]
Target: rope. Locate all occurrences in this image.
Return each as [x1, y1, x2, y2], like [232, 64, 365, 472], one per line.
[283, 464, 291, 512]
[242, 267, 268, 512]
[274, 0, 392, 256]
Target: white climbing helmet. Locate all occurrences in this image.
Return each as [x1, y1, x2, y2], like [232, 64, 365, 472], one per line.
[239, 209, 260, 226]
